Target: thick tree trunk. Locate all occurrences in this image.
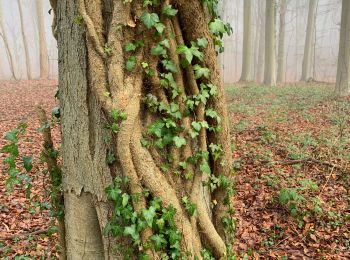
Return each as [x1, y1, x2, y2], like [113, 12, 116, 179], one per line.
[277, 0, 287, 83]
[240, 0, 253, 82]
[17, 0, 32, 80]
[335, 0, 350, 96]
[263, 0, 277, 86]
[56, 0, 233, 258]
[36, 0, 49, 79]
[256, 0, 265, 83]
[300, 0, 317, 81]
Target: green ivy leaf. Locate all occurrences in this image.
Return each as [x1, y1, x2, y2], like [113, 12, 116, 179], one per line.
[124, 42, 137, 52]
[209, 18, 226, 35]
[126, 56, 137, 72]
[173, 136, 186, 148]
[142, 206, 157, 227]
[163, 5, 178, 17]
[151, 45, 166, 56]
[22, 156, 33, 172]
[197, 37, 208, 48]
[176, 45, 193, 67]
[122, 193, 130, 207]
[5, 129, 18, 142]
[193, 64, 210, 79]
[154, 23, 166, 34]
[161, 60, 177, 73]
[124, 224, 140, 242]
[151, 234, 168, 251]
[140, 12, 160, 29]
[200, 161, 211, 175]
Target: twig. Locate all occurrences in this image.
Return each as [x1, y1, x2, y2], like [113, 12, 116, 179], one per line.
[0, 228, 49, 241]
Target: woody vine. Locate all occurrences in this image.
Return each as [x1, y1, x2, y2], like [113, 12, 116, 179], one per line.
[2, 0, 235, 259]
[74, 0, 234, 258]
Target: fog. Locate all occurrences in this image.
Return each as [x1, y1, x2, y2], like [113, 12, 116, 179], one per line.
[0, 0, 342, 83]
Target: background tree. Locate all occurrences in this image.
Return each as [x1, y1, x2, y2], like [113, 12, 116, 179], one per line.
[335, 0, 350, 96]
[256, 0, 265, 83]
[17, 0, 32, 80]
[300, 0, 318, 81]
[36, 0, 49, 79]
[54, 0, 234, 258]
[277, 0, 287, 83]
[0, 2, 17, 80]
[240, 0, 253, 81]
[264, 0, 277, 86]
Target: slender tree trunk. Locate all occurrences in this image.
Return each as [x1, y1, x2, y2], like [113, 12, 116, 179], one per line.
[240, 0, 253, 82]
[335, 0, 350, 96]
[0, 3, 18, 80]
[263, 0, 277, 86]
[36, 0, 49, 79]
[17, 0, 32, 80]
[300, 0, 317, 81]
[55, 0, 233, 258]
[277, 0, 287, 83]
[256, 0, 265, 83]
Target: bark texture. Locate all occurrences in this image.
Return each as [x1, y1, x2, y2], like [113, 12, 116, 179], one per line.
[335, 0, 350, 96]
[57, 0, 233, 258]
[300, 0, 317, 81]
[240, 0, 253, 82]
[263, 0, 277, 86]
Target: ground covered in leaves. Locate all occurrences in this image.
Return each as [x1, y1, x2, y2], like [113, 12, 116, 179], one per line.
[0, 80, 59, 259]
[229, 83, 350, 259]
[0, 81, 349, 259]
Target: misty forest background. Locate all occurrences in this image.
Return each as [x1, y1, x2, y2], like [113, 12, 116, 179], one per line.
[0, 0, 342, 84]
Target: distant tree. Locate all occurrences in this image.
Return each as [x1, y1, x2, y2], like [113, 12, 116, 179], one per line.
[0, 3, 18, 80]
[256, 0, 265, 83]
[240, 0, 253, 82]
[263, 0, 277, 86]
[277, 0, 287, 83]
[300, 0, 318, 81]
[17, 0, 32, 80]
[36, 0, 49, 79]
[335, 0, 350, 96]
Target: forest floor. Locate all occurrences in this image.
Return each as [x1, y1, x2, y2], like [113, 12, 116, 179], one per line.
[0, 80, 349, 259]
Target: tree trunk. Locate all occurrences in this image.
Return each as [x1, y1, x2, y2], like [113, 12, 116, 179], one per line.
[240, 0, 253, 82]
[0, 3, 18, 80]
[17, 0, 32, 80]
[300, 0, 317, 81]
[263, 0, 277, 86]
[277, 0, 287, 83]
[36, 0, 49, 79]
[56, 0, 234, 258]
[335, 0, 350, 96]
[256, 0, 265, 83]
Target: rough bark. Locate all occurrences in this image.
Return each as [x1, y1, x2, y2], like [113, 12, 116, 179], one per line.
[240, 0, 253, 82]
[57, 0, 233, 258]
[263, 0, 277, 86]
[36, 0, 49, 79]
[335, 0, 350, 96]
[300, 0, 317, 81]
[277, 0, 287, 83]
[17, 0, 32, 80]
